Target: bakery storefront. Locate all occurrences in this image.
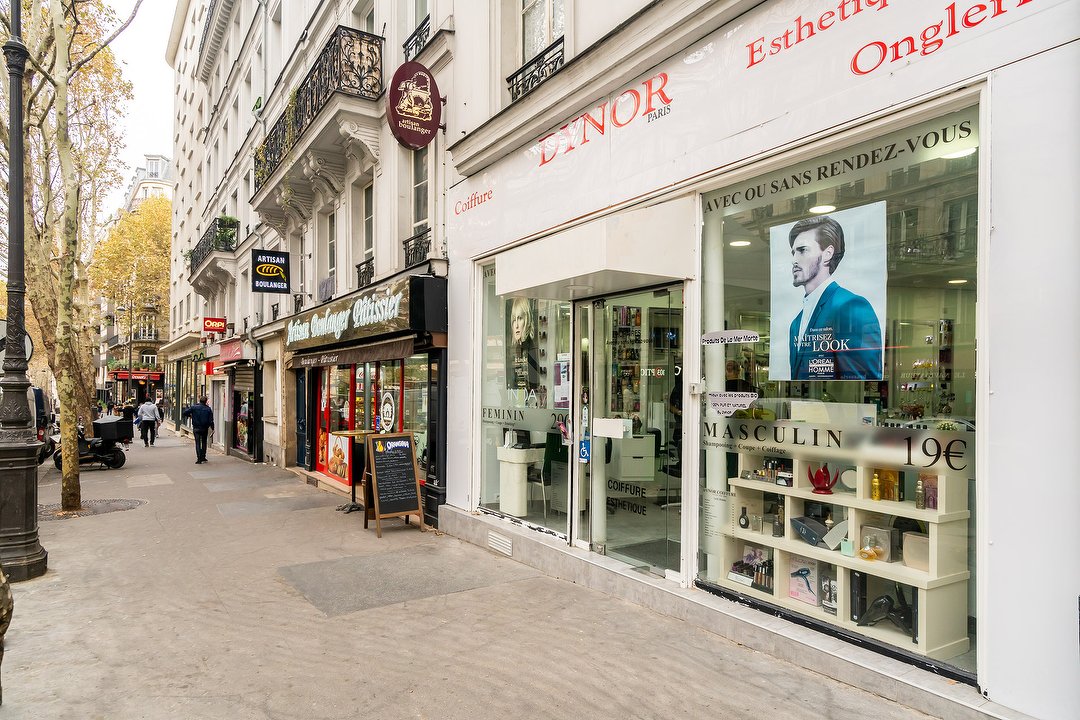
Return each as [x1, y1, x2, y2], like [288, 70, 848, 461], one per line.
[445, 1, 1077, 717]
[286, 275, 448, 525]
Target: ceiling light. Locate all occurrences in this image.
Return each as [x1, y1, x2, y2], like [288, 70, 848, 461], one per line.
[729, 240, 751, 247]
[942, 147, 977, 159]
[948, 279, 968, 285]
[809, 205, 836, 214]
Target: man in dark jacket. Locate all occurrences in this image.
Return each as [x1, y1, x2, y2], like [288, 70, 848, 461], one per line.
[182, 396, 215, 464]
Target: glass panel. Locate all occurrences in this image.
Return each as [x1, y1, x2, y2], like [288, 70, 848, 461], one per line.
[698, 108, 978, 671]
[354, 363, 372, 431]
[327, 212, 336, 274]
[326, 365, 352, 480]
[552, 0, 565, 38]
[378, 360, 402, 433]
[478, 265, 572, 534]
[363, 184, 374, 258]
[413, 147, 429, 232]
[522, 0, 546, 62]
[584, 287, 683, 576]
[404, 355, 429, 466]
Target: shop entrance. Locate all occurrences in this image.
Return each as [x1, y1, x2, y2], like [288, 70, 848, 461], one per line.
[575, 285, 684, 577]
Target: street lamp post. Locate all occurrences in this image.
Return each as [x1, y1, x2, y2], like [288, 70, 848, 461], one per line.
[0, 3, 48, 580]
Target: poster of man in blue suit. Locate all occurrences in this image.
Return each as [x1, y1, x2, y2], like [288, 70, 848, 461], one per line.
[769, 202, 885, 381]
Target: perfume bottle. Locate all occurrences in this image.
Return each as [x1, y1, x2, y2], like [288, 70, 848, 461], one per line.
[914, 478, 926, 510]
[871, 472, 881, 501]
[772, 501, 784, 537]
[738, 506, 750, 529]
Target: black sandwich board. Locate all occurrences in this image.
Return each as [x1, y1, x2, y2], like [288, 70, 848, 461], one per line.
[365, 432, 425, 537]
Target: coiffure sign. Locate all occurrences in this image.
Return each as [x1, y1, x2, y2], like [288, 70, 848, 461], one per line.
[447, 0, 1057, 253]
[285, 276, 410, 351]
[203, 317, 226, 333]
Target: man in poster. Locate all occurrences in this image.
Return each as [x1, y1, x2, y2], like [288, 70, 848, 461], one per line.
[785, 214, 883, 380]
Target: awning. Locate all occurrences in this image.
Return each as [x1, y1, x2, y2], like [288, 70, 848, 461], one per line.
[213, 360, 255, 374]
[495, 196, 695, 299]
[288, 336, 415, 369]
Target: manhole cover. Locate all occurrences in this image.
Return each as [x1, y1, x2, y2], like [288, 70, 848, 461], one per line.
[38, 498, 147, 521]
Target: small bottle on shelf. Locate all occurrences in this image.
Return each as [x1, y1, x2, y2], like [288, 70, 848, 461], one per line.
[871, 472, 881, 501]
[772, 501, 784, 537]
[914, 478, 926, 510]
[738, 506, 750, 529]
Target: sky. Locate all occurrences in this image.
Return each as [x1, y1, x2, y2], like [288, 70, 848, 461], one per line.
[103, 0, 177, 213]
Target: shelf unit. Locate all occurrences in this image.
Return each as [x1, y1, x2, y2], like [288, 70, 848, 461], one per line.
[609, 305, 642, 415]
[716, 451, 970, 660]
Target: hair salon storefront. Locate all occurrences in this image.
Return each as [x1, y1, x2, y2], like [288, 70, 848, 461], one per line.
[443, 2, 1077, 718]
[285, 275, 448, 526]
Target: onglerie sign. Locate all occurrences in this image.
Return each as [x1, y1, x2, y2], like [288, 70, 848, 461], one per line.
[387, 61, 442, 150]
[203, 317, 226, 333]
[251, 249, 291, 293]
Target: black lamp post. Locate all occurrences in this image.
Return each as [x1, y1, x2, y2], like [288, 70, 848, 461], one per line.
[0, 3, 48, 580]
[116, 304, 134, 402]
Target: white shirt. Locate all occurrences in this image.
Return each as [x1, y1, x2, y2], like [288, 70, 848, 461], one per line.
[797, 277, 835, 344]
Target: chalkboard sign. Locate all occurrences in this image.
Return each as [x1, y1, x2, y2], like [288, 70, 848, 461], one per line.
[365, 432, 425, 537]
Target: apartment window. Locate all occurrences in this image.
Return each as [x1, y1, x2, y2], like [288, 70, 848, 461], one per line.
[327, 211, 337, 276]
[522, 0, 564, 62]
[363, 184, 374, 261]
[141, 353, 157, 367]
[411, 0, 429, 29]
[412, 147, 429, 235]
[351, 1, 375, 33]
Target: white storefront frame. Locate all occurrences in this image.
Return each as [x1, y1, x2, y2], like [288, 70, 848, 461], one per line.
[446, 2, 1080, 716]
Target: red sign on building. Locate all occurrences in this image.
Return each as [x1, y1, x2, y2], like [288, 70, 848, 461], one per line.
[387, 61, 442, 150]
[203, 317, 227, 333]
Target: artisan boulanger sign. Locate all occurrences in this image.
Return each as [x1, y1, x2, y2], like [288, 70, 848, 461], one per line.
[286, 277, 410, 351]
[251, 249, 291, 293]
[387, 61, 442, 150]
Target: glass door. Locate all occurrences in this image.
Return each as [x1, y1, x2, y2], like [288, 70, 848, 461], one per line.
[575, 285, 684, 576]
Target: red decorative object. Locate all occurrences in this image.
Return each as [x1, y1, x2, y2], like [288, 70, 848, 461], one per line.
[808, 463, 839, 495]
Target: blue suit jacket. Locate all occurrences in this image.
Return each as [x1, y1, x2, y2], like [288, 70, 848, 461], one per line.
[789, 283, 882, 380]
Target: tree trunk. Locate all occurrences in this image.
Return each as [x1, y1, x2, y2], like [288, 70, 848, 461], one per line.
[52, 10, 82, 512]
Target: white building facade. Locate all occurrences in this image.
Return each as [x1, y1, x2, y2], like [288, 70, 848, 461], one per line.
[442, 2, 1079, 720]
[166, 1, 449, 507]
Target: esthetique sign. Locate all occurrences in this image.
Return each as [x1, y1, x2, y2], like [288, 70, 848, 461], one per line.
[285, 277, 411, 351]
[447, 0, 1058, 254]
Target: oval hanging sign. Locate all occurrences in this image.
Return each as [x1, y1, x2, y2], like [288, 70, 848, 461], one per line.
[387, 61, 442, 150]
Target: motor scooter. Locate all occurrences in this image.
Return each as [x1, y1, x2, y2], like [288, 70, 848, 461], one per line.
[52, 415, 129, 471]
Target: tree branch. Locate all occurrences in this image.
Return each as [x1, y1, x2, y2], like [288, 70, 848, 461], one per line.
[69, 0, 144, 76]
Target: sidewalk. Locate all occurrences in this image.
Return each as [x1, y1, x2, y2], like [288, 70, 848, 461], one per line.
[4, 427, 935, 719]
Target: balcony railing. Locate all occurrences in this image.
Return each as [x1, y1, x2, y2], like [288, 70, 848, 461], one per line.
[403, 15, 431, 61]
[356, 257, 374, 288]
[254, 26, 383, 193]
[189, 216, 240, 272]
[106, 334, 120, 348]
[403, 228, 431, 269]
[507, 37, 564, 102]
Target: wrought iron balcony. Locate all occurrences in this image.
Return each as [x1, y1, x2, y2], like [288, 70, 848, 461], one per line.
[254, 26, 383, 194]
[403, 15, 431, 61]
[356, 257, 374, 288]
[189, 216, 241, 273]
[198, 0, 221, 55]
[106, 334, 120, 348]
[507, 37, 564, 102]
[403, 228, 432, 269]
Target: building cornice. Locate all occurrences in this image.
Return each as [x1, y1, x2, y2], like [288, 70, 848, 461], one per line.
[449, 0, 758, 177]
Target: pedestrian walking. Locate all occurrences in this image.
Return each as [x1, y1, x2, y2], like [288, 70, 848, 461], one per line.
[181, 396, 214, 464]
[137, 398, 160, 447]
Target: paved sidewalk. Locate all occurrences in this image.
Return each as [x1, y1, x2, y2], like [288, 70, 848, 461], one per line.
[4, 428, 934, 719]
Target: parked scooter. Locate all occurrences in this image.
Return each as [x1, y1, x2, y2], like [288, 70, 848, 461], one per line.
[52, 415, 130, 471]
